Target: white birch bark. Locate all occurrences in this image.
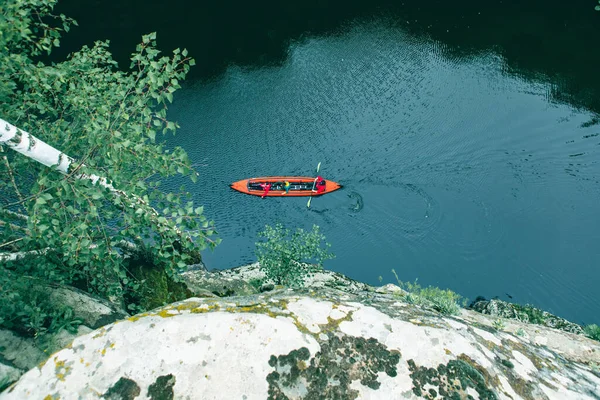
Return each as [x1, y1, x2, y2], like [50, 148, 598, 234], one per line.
[0, 118, 73, 173]
[1, 240, 137, 263]
[0, 117, 193, 261]
[1, 118, 117, 190]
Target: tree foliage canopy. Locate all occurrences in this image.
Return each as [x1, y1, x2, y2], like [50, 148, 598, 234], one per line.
[0, 0, 217, 336]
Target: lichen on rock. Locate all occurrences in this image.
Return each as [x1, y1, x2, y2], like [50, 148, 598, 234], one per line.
[1, 286, 599, 399]
[267, 333, 400, 399]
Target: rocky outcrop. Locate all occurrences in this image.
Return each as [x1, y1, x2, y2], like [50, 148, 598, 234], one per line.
[469, 298, 585, 335]
[180, 269, 258, 297]
[179, 262, 372, 298]
[199, 262, 371, 292]
[44, 284, 129, 330]
[2, 286, 599, 399]
[0, 330, 47, 372]
[0, 362, 22, 393]
[0, 281, 129, 392]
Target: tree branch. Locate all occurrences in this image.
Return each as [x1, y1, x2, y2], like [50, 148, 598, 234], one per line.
[0, 208, 29, 222]
[0, 240, 138, 263]
[1, 148, 25, 203]
[0, 117, 195, 246]
[0, 236, 25, 249]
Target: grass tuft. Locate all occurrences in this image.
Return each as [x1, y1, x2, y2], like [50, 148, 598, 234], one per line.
[390, 269, 465, 316]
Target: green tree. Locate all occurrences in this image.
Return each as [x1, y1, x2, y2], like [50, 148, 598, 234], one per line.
[255, 223, 334, 287]
[0, 0, 218, 336]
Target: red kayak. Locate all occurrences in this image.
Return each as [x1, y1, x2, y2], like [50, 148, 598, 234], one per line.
[230, 176, 342, 197]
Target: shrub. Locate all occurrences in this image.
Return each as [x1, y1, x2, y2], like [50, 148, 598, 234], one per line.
[391, 269, 465, 316]
[255, 224, 334, 287]
[584, 324, 600, 341]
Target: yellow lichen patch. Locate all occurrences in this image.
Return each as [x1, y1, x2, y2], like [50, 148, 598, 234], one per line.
[238, 306, 262, 313]
[79, 358, 84, 364]
[288, 315, 314, 335]
[190, 303, 220, 314]
[109, 343, 115, 349]
[175, 301, 203, 312]
[100, 348, 106, 356]
[92, 329, 106, 339]
[445, 348, 452, 355]
[54, 358, 71, 382]
[317, 310, 355, 335]
[43, 395, 59, 400]
[477, 338, 499, 353]
[158, 309, 179, 318]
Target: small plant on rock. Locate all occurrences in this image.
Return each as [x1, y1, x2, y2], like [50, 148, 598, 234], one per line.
[584, 324, 600, 341]
[391, 270, 465, 316]
[493, 319, 506, 331]
[255, 224, 334, 287]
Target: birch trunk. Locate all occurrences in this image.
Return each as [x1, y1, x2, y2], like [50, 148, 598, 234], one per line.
[0, 117, 193, 260]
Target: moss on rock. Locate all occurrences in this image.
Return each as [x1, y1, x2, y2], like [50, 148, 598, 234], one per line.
[124, 253, 193, 312]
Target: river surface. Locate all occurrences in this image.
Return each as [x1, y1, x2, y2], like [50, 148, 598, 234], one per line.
[162, 22, 599, 325]
[53, 1, 600, 324]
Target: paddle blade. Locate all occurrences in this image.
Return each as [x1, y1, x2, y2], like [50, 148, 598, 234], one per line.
[308, 161, 320, 208]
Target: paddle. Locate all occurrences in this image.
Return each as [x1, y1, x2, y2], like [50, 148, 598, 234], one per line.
[306, 162, 321, 208]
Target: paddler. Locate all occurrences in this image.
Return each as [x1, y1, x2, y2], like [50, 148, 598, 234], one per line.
[312, 176, 326, 194]
[282, 180, 291, 195]
[259, 182, 271, 198]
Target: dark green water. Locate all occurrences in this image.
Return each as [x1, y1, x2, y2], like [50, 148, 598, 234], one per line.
[53, 0, 600, 324]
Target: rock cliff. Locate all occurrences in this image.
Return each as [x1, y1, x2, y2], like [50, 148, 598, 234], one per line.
[1, 267, 599, 399]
